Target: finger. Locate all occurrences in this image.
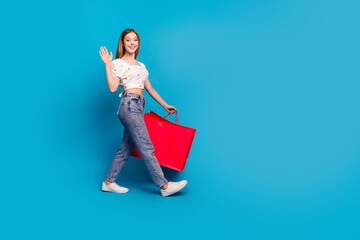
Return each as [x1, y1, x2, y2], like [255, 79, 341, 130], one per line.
[104, 46, 108, 55]
[110, 51, 113, 58]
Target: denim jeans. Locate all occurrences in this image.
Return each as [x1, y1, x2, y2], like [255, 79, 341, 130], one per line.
[105, 92, 168, 188]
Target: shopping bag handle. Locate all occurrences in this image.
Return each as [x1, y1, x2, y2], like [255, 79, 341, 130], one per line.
[163, 111, 179, 124]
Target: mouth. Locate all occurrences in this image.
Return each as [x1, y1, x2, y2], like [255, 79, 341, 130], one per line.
[129, 46, 137, 50]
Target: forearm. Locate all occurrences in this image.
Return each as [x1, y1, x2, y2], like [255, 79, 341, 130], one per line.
[104, 63, 118, 92]
[148, 87, 168, 108]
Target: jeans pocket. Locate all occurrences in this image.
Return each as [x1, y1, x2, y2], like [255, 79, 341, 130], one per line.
[129, 100, 143, 114]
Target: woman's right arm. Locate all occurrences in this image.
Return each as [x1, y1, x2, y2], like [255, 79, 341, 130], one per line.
[104, 62, 120, 92]
[99, 46, 119, 92]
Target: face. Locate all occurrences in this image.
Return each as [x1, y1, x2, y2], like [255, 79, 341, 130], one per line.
[123, 32, 138, 53]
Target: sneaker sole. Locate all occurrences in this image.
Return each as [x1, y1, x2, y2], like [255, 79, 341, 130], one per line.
[101, 185, 129, 193]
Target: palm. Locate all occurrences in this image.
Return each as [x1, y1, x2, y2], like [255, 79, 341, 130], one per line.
[99, 46, 113, 64]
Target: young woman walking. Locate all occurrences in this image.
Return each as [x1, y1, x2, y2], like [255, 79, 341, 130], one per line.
[99, 28, 187, 197]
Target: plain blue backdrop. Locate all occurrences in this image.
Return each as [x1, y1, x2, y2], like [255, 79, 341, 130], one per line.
[1, 0, 359, 239]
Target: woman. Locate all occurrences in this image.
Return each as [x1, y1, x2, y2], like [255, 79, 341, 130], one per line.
[98, 28, 187, 197]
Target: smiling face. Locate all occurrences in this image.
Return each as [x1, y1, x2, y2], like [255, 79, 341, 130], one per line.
[123, 32, 138, 54]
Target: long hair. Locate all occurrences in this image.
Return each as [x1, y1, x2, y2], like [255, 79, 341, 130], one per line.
[115, 28, 140, 60]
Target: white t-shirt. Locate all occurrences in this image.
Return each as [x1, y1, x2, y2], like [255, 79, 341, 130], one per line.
[110, 58, 149, 97]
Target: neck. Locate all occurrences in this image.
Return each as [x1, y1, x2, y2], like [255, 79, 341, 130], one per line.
[122, 52, 136, 60]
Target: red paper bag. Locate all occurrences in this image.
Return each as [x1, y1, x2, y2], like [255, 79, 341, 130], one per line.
[131, 111, 196, 171]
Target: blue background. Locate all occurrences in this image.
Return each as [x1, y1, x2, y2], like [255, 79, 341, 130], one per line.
[1, 0, 359, 239]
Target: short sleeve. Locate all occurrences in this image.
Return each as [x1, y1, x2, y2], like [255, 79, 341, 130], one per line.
[141, 62, 149, 78]
[111, 59, 125, 78]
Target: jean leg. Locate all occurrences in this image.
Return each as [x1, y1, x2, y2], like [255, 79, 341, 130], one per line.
[120, 106, 168, 188]
[105, 127, 134, 182]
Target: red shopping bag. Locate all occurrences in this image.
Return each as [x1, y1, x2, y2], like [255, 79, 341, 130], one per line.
[131, 111, 196, 171]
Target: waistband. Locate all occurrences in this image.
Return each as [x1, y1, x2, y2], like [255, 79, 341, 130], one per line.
[122, 92, 145, 101]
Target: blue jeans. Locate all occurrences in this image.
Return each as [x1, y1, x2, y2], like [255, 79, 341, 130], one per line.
[105, 92, 168, 188]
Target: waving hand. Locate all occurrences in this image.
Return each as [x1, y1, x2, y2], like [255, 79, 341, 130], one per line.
[99, 46, 113, 65]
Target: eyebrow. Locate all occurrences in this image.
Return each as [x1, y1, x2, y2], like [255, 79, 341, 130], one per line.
[125, 37, 138, 40]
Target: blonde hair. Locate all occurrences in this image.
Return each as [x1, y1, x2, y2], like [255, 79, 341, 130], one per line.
[115, 28, 140, 59]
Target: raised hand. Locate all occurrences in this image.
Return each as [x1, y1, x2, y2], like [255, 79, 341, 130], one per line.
[99, 46, 113, 65]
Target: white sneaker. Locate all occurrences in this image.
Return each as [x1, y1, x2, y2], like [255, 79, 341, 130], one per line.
[101, 181, 129, 193]
[161, 180, 188, 197]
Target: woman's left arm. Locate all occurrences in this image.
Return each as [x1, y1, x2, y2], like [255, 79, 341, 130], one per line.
[144, 78, 177, 114]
